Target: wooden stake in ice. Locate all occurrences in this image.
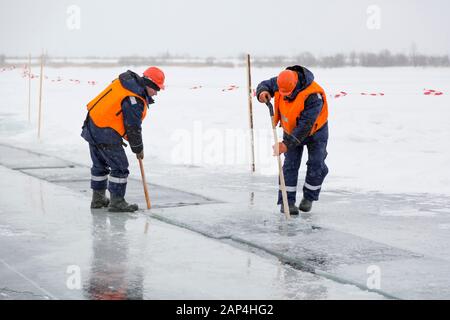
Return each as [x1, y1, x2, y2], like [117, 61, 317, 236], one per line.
[27, 53, 31, 123]
[37, 54, 44, 139]
[265, 101, 290, 219]
[138, 158, 152, 209]
[246, 54, 256, 173]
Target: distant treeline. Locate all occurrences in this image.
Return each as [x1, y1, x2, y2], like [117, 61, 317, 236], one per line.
[250, 51, 450, 68]
[102, 50, 450, 68]
[1, 50, 449, 68]
[118, 56, 235, 68]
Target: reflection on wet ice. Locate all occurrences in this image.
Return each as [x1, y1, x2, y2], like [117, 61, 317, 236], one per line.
[85, 210, 144, 300]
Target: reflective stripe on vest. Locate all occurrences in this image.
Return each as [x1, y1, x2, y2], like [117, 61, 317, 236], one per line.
[86, 79, 147, 140]
[274, 81, 328, 135]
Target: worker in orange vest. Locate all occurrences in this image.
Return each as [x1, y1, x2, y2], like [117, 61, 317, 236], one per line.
[257, 65, 329, 214]
[81, 67, 165, 212]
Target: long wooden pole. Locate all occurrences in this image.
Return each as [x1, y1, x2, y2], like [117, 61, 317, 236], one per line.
[37, 54, 44, 139]
[266, 102, 290, 219]
[246, 54, 256, 173]
[138, 158, 152, 209]
[27, 53, 31, 123]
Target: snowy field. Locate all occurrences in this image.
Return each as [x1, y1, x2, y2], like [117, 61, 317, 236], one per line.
[1, 65, 449, 196]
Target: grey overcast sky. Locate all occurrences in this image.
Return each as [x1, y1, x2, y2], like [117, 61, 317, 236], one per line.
[1, 0, 449, 57]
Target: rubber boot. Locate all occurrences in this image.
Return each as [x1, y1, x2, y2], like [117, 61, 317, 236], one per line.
[91, 189, 110, 209]
[108, 195, 139, 213]
[280, 203, 299, 215]
[299, 198, 313, 212]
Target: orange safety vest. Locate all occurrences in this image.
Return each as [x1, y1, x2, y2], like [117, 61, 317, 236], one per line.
[86, 79, 147, 139]
[274, 81, 328, 136]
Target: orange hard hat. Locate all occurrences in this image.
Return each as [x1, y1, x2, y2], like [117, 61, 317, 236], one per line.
[277, 70, 298, 96]
[143, 67, 165, 90]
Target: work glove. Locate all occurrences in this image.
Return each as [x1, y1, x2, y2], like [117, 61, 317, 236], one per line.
[136, 150, 144, 160]
[272, 142, 288, 156]
[258, 91, 271, 103]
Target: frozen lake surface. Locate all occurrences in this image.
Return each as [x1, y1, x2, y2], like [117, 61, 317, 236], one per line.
[1, 66, 449, 299]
